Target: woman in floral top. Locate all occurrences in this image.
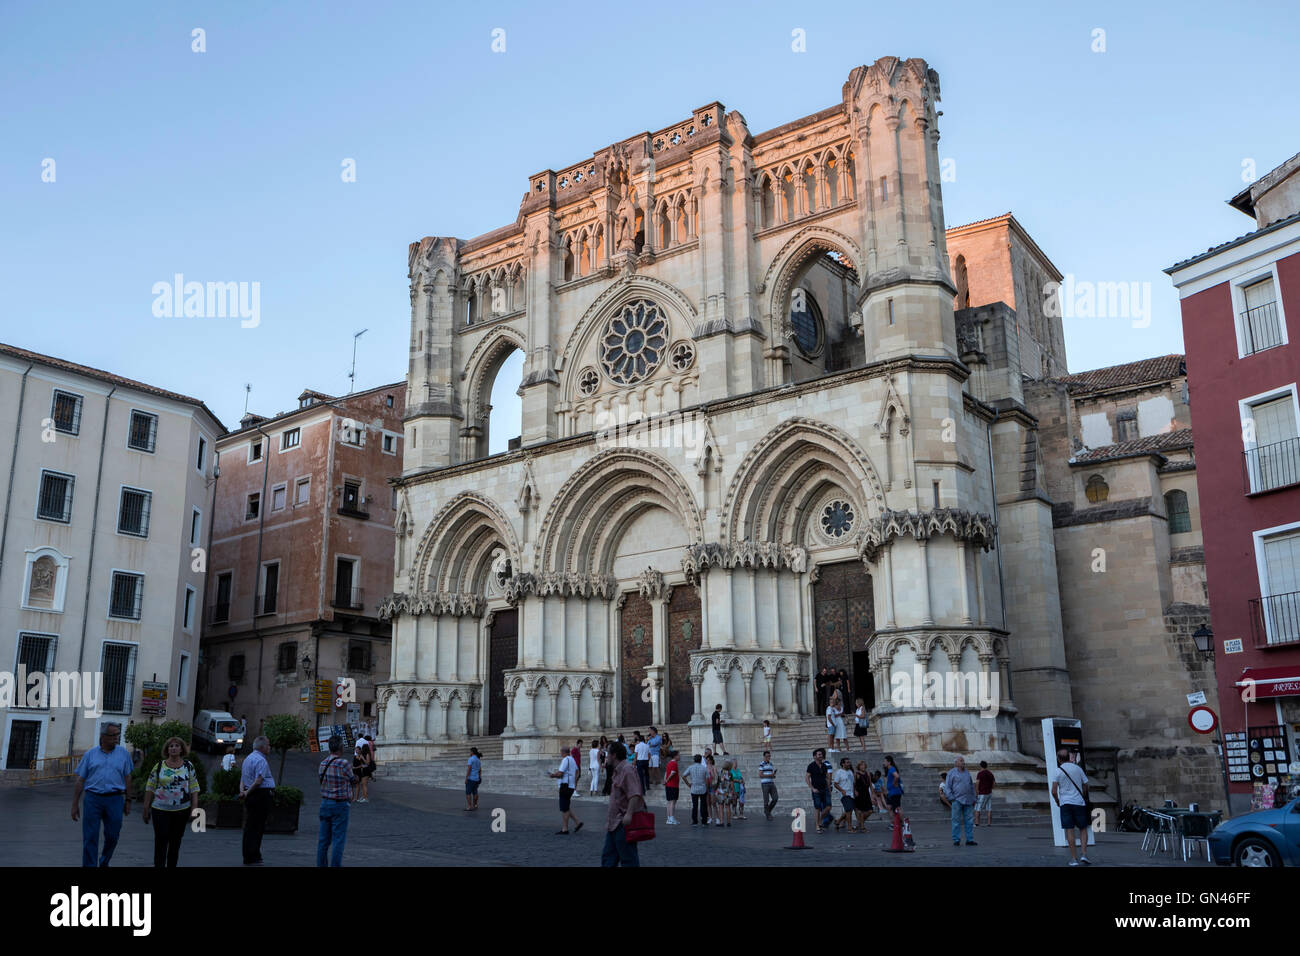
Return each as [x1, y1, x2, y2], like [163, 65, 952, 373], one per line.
[143, 736, 200, 867]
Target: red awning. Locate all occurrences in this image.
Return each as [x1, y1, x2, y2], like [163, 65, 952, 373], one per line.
[1235, 667, 1300, 699]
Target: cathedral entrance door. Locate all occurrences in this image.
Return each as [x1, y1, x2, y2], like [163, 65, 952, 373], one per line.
[620, 592, 653, 727]
[666, 586, 702, 724]
[813, 561, 875, 708]
[487, 609, 517, 736]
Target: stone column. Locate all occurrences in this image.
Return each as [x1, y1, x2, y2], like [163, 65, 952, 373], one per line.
[883, 548, 898, 628]
[578, 598, 589, 669]
[436, 700, 450, 742]
[741, 668, 754, 720]
[569, 691, 582, 733]
[918, 540, 934, 626]
[699, 574, 712, 650]
[505, 692, 516, 734]
[746, 569, 759, 648]
[546, 688, 560, 733]
[396, 698, 409, 740]
[958, 541, 973, 625]
[691, 675, 704, 722]
[524, 688, 538, 733]
[765, 672, 778, 720]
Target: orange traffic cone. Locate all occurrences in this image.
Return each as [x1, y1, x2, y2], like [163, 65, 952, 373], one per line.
[883, 808, 907, 853]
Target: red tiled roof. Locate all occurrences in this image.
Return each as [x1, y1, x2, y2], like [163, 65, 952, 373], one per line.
[1050, 355, 1185, 394]
[1072, 427, 1195, 464]
[0, 341, 226, 432]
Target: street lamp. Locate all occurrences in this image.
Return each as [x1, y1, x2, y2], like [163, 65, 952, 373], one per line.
[301, 653, 313, 678]
[1192, 625, 1214, 661]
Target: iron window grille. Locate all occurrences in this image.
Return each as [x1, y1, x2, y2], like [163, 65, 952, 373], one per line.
[15, 633, 57, 710]
[246, 493, 260, 520]
[108, 572, 143, 620]
[51, 390, 83, 435]
[348, 641, 373, 672]
[128, 411, 158, 453]
[100, 642, 137, 714]
[277, 642, 298, 673]
[37, 471, 74, 522]
[117, 487, 152, 537]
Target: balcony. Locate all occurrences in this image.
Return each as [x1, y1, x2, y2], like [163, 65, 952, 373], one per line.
[207, 602, 230, 625]
[1249, 591, 1300, 648]
[256, 592, 279, 616]
[1243, 436, 1300, 494]
[332, 587, 365, 612]
[337, 504, 370, 520]
[1240, 301, 1284, 356]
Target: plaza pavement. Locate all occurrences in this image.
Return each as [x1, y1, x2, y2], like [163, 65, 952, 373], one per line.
[0, 749, 1212, 868]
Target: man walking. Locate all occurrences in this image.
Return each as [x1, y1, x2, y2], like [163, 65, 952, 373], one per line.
[633, 732, 651, 794]
[71, 722, 134, 867]
[239, 735, 275, 865]
[682, 753, 709, 826]
[805, 748, 833, 833]
[758, 751, 779, 819]
[647, 727, 662, 785]
[549, 744, 583, 835]
[602, 740, 646, 867]
[945, 756, 977, 846]
[711, 704, 728, 755]
[975, 760, 995, 827]
[1052, 750, 1090, 865]
[318, 735, 356, 867]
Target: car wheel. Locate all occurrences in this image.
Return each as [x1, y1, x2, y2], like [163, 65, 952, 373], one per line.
[1234, 838, 1281, 867]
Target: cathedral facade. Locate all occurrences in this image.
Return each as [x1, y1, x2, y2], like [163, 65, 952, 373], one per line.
[378, 57, 1073, 763]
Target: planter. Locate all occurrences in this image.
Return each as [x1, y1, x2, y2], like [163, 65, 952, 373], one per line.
[204, 799, 244, 829]
[265, 802, 300, 834]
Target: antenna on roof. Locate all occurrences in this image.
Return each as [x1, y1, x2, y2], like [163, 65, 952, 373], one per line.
[243, 383, 251, 416]
[348, 329, 369, 394]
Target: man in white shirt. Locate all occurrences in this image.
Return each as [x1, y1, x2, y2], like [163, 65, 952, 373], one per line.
[549, 745, 583, 835]
[221, 748, 238, 772]
[1051, 749, 1091, 866]
[634, 733, 651, 794]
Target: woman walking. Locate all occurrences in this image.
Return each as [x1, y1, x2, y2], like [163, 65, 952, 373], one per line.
[142, 736, 200, 867]
[853, 761, 873, 831]
[589, 739, 603, 794]
[832, 757, 856, 832]
[828, 693, 848, 752]
[853, 698, 869, 751]
[883, 755, 904, 818]
[716, 760, 734, 826]
[352, 736, 372, 803]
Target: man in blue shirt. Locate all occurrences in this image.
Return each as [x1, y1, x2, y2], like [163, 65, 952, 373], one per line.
[944, 755, 977, 847]
[72, 723, 135, 867]
[465, 747, 482, 811]
[647, 728, 662, 785]
[239, 735, 276, 865]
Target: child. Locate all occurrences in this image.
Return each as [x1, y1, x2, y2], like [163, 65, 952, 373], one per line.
[761, 719, 773, 749]
[872, 770, 888, 813]
[730, 762, 746, 820]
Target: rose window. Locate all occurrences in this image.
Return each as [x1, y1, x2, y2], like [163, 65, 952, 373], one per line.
[669, 341, 696, 373]
[600, 300, 668, 385]
[577, 366, 600, 396]
[820, 500, 855, 538]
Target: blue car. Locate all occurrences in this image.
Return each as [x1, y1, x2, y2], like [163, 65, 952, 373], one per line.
[1209, 797, 1300, 867]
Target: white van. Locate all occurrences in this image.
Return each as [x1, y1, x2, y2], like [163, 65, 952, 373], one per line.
[193, 710, 244, 752]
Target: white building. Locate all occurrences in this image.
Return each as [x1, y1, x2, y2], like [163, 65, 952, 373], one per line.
[0, 343, 224, 768]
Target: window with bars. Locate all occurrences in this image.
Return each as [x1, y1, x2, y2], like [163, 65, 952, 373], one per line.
[51, 390, 83, 435]
[277, 641, 298, 673]
[109, 572, 143, 620]
[15, 633, 57, 710]
[348, 640, 373, 672]
[128, 411, 158, 453]
[1238, 276, 1285, 356]
[1165, 490, 1191, 534]
[117, 487, 152, 537]
[101, 642, 137, 715]
[37, 471, 74, 522]
[281, 428, 300, 450]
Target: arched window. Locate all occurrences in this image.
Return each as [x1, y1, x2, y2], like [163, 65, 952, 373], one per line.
[790, 288, 824, 358]
[954, 254, 970, 310]
[675, 201, 688, 244]
[465, 285, 478, 325]
[802, 163, 817, 215]
[760, 176, 776, 228]
[578, 236, 590, 277]
[1165, 490, 1191, 534]
[825, 157, 839, 208]
[563, 238, 574, 281]
[880, 175, 889, 203]
[1085, 474, 1109, 503]
[659, 205, 671, 248]
[781, 171, 796, 221]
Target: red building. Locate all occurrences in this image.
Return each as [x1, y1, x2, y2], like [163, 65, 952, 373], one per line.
[1166, 151, 1300, 812]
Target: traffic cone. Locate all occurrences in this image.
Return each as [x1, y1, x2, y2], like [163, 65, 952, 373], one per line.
[883, 808, 907, 853]
[788, 827, 807, 849]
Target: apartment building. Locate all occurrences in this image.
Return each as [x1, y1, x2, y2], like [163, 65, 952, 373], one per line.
[1167, 150, 1300, 811]
[0, 343, 224, 769]
[199, 383, 403, 736]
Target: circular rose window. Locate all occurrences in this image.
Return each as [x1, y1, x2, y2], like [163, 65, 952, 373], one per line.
[820, 500, 855, 538]
[601, 300, 668, 385]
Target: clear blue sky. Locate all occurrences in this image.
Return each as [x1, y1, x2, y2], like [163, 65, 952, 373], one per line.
[3, 1, 1298, 444]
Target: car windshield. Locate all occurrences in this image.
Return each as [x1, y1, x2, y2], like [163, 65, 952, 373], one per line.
[217, 721, 239, 733]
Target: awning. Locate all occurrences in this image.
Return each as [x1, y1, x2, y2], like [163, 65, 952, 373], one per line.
[1235, 667, 1300, 699]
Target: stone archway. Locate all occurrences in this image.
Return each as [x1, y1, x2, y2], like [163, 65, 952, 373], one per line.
[666, 586, 702, 724]
[813, 561, 875, 712]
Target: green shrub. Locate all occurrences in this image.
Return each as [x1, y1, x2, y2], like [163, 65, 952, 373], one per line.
[209, 767, 241, 800]
[263, 714, 311, 783]
[125, 719, 193, 758]
[272, 785, 304, 807]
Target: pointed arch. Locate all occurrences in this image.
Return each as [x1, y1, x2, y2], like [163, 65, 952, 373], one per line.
[412, 491, 521, 596]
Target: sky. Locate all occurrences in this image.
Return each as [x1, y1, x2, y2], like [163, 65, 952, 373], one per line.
[3, 1, 1298, 450]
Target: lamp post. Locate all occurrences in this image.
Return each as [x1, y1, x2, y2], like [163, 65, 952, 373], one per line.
[1193, 624, 1234, 815]
[1192, 625, 1214, 662]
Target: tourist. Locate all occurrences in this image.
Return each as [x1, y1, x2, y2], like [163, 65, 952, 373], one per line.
[938, 772, 951, 810]
[871, 770, 888, 813]
[762, 719, 773, 749]
[239, 735, 275, 865]
[853, 698, 869, 751]
[828, 693, 848, 752]
[1052, 750, 1090, 865]
[706, 753, 721, 824]
[832, 757, 857, 832]
[838, 669, 852, 705]
[317, 735, 356, 867]
[882, 755, 903, 819]
[601, 740, 646, 867]
[945, 756, 977, 846]
[711, 704, 728, 755]
[72, 723, 134, 868]
[352, 736, 372, 803]
[731, 761, 746, 820]
[601, 736, 613, 795]
[142, 736, 200, 867]
[647, 727, 662, 785]
[716, 760, 734, 826]
[976, 760, 995, 826]
[634, 732, 651, 794]
[805, 748, 833, 833]
[465, 746, 482, 811]
[663, 749, 680, 824]
[815, 666, 831, 713]
[853, 761, 873, 831]
[549, 744, 583, 835]
[758, 751, 779, 819]
[683, 753, 709, 825]
[571, 738, 584, 792]
[221, 747, 238, 772]
[589, 739, 603, 795]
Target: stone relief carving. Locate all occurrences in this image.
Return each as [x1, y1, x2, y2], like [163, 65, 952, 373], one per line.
[856, 508, 997, 563]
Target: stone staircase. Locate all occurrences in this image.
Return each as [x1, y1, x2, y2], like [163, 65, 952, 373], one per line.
[379, 715, 1053, 823]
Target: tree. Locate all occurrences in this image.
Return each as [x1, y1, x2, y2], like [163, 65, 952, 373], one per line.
[263, 713, 311, 783]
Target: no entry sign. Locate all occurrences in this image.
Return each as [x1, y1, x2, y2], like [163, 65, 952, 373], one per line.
[1187, 705, 1218, 734]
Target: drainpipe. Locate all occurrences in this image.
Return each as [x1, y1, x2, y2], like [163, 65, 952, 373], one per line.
[69, 386, 116, 753]
[0, 364, 34, 595]
[196, 446, 220, 713]
[251, 424, 271, 711]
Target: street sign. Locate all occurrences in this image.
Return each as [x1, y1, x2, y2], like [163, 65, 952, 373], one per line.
[1223, 639, 1243, 654]
[1188, 705, 1217, 734]
[1186, 691, 1207, 706]
[141, 681, 168, 716]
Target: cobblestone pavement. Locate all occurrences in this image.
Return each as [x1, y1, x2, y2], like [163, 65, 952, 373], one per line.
[0, 751, 1213, 867]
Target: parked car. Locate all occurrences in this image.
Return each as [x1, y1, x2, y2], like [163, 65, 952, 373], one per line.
[192, 710, 244, 753]
[1209, 796, 1300, 867]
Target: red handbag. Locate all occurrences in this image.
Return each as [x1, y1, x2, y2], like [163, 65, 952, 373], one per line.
[624, 810, 656, 843]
